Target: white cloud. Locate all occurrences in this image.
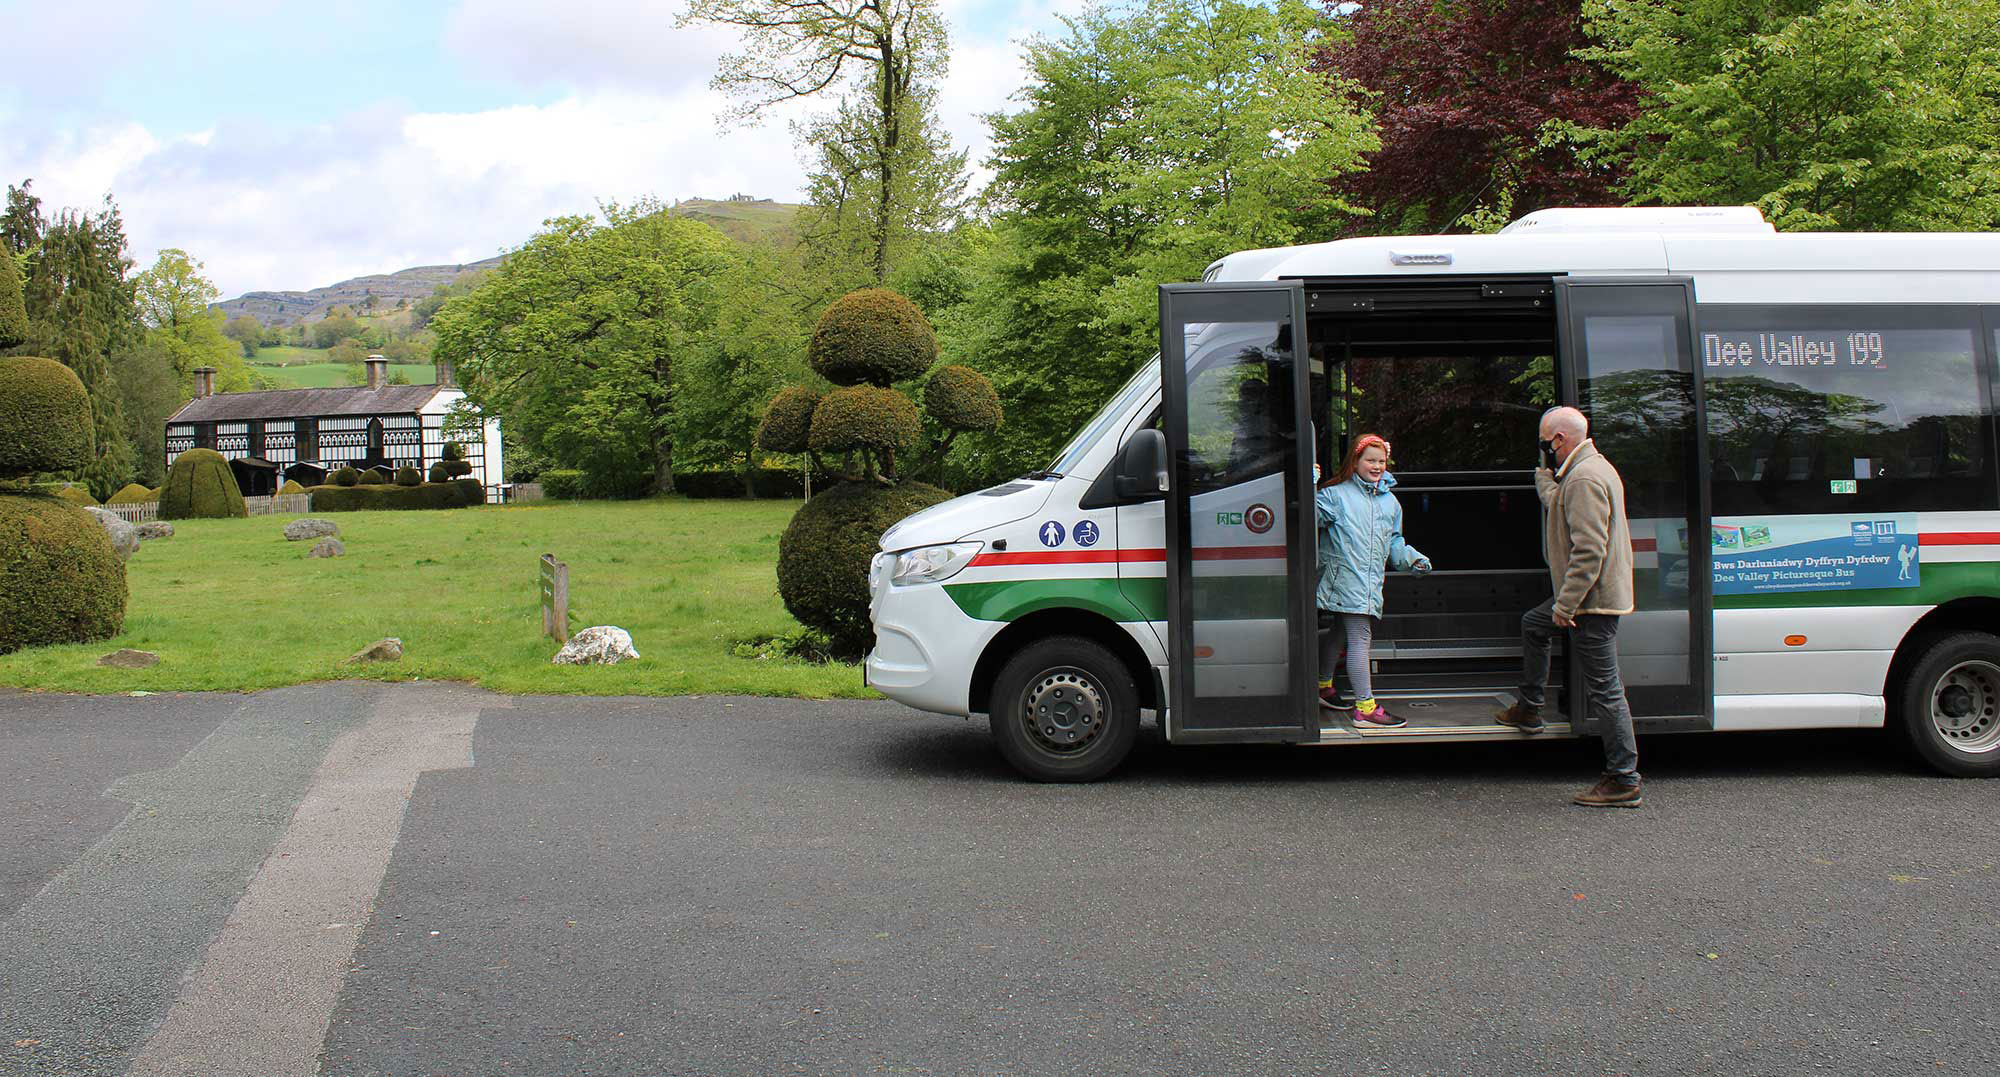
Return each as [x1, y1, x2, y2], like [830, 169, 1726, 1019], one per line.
[6, 88, 811, 299]
[444, 0, 741, 97]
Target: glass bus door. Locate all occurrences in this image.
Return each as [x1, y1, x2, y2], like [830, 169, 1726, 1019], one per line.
[1555, 279, 1713, 728]
[1159, 282, 1319, 743]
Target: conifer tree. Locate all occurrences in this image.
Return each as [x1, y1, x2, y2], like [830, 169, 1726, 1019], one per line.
[20, 199, 137, 496]
[0, 247, 26, 350]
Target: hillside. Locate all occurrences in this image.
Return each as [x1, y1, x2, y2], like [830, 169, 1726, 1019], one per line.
[212, 197, 801, 327]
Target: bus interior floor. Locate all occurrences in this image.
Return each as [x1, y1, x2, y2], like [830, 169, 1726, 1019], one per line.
[1318, 692, 1575, 739]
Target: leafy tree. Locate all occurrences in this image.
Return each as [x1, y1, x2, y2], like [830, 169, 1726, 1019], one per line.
[328, 338, 367, 365]
[1581, 0, 2000, 230]
[311, 308, 361, 348]
[433, 201, 743, 496]
[18, 199, 137, 497]
[1322, 0, 1639, 234]
[671, 246, 813, 481]
[682, 0, 965, 287]
[131, 250, 249, 394]
[949, 0, 1374, 482]
[0, 247, 25, 349]
[108, 335, 182, 486]
[1, 181, 40, 257]
[221, 313, 262, 357]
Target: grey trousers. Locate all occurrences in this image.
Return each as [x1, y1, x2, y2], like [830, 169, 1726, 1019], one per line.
[1517, 598, 1641, 785]
[1315, 610, 1373, 700]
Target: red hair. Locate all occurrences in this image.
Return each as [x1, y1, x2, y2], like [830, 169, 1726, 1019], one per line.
[1329, 434, 1392, 486]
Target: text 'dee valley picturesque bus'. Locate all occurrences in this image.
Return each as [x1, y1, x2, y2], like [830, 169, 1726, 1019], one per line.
[864, 206, 2000, 781]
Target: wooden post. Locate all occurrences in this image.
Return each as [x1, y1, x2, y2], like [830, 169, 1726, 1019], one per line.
[539, 553, 570, 643]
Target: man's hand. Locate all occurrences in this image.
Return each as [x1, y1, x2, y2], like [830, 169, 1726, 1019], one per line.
[1552, 607, 1576, 629]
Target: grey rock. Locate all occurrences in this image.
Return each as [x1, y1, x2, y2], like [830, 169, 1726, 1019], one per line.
[307, 538, 345, 558]
[285, 518, 340, 541]
[135, 522, 175, 540]
[345, 637, 403, 664]
[553, 626, 640, 666]
[83, 507, 140, 562]
[96, 648, 159, 669]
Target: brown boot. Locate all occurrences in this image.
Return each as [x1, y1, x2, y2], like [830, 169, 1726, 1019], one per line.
[1493, 700, 1546, 734]
[1572, 775, 1643, 808]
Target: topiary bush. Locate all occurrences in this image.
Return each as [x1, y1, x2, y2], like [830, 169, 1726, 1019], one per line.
[923, 365, 1003, 432]
[807, 288, 938, 388]
[307, 478, 483, 511]
[0, 357, 94, 480]
[53, 484, 99, 507]
[777, 480, 952, 658]
[359, 469, 386, 485]
[158, 448, 249, 520]
[540, 469, 587, 499]
[444, 459, 472, 478]
[332, 466, 360, 487]
[0, 491, 127, 654]
[278, 479, 306, 495]
[107, 483, 155, 505]
[442, 440, 466, 461]
[394, 466, 421, 487]
[757, 386, 821, 455]
[808, 386, 920, 461]
[428, 462, 451, 483]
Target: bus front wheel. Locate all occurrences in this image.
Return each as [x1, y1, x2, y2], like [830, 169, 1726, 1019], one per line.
[989, 636, 1139, 782]
[1898, 632, 2000, 777]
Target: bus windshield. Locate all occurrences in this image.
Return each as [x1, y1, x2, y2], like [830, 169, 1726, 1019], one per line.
[1040, 362, 1157, 478]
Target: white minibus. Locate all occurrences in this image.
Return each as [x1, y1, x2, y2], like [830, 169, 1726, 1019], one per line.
[865, 206, 2000, 781]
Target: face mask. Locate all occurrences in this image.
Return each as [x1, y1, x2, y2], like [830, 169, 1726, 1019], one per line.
[1539, 438, 1559, 471]
[1313, 463, 1322, 483]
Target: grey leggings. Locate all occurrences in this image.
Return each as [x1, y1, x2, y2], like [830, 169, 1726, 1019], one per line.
[1316, 611, 1375, 701]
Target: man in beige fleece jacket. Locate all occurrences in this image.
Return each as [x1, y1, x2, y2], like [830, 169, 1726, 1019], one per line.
[1495, 406, 1643, 807]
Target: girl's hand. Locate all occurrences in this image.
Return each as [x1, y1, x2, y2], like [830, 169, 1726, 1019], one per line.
[1412, 557, 1433, 576]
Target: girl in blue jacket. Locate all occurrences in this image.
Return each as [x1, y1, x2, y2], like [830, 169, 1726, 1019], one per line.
[1317, 434, 1431, 727]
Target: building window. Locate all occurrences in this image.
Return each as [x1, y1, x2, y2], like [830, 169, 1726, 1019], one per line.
[1700, 305, 1996, 515]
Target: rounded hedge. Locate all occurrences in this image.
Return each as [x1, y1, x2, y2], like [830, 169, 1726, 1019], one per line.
[808, 386, 920, 456]
[158, 448, 248, 520]
[0, 493, 127, 654]
[394, 466, 422, 487]
[807, 289, 938, 388]
[278, 478, 306, 495]
[442, 440, 466, 462]
[923, 365, 1003, 432]
[428, 462, 451, 483]
[444, 459, 472, 478]
[359, 470, 386, 485]
[107, 483, 156, 505]
[332, 466, 360, 487]
[777, 480, 951, 658]
[0, 357, 94, 478]
[54, 484, 99, 507]
[757, 386, 821, 454]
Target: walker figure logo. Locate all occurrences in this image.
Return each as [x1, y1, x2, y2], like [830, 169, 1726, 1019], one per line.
[1038, 520, 1065, 547]
[1244, 504, 1274, 534]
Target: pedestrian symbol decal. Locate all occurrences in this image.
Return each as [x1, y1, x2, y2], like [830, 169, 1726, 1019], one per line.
[1073, 520, 1100, 547]
[1039, 520, 1066, 547]
[1898, 543, 1916, 580]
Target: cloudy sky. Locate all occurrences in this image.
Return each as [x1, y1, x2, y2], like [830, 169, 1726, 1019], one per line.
[0, 0, 1079, 299]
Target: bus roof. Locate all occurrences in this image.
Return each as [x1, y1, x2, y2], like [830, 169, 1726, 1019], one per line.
[1206, 206, 2000, 303]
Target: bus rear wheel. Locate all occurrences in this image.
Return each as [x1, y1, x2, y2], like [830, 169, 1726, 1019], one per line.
[1898, 632, 2000, 777]
[989, 636, 1139, 782]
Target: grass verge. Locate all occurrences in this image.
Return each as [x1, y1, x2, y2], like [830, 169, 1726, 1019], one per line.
[0, 499, 875, 699]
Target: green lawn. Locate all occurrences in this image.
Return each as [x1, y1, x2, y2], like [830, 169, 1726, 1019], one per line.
[248, 344, 323, 366]
[255, 362, 436, 389]
[0, 499, 873, 698]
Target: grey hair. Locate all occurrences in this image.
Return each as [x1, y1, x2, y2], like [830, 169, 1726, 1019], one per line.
[1540, 406, 1589, 443]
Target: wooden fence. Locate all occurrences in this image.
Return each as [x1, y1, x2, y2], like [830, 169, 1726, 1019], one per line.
[100, 492, 311, 522]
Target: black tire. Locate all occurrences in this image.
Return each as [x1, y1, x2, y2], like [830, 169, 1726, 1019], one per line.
[988, 636, 1140, 782]
[1896, 632, 2000, 777]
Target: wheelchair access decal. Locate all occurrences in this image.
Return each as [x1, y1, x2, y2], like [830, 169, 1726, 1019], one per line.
[1073, 520, 1101, 547]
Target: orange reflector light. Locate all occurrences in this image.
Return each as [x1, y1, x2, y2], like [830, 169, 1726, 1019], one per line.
[1784, 635, 1807, 647]
[1194, 646, 1215, 659]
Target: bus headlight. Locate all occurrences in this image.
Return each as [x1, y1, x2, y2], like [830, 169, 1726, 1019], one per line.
[891, 542, 983, 585]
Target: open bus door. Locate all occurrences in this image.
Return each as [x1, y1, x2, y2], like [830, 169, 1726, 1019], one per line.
[1554, 279, 1714, 730]
[1158, 282, 1320, 743]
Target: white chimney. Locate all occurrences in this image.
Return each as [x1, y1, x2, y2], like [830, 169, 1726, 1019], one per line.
[365, 355, 387, 391]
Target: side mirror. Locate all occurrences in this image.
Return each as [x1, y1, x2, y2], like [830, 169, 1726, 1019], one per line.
[1114, 428, 1169, 499]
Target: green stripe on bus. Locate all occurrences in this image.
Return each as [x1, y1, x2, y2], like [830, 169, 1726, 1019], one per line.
[944, 576, 1292, 622]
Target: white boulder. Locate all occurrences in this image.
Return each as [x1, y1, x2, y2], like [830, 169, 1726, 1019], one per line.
[554, 626, 640, 665]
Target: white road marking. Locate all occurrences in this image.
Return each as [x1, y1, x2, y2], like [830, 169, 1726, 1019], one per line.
[126, 685, 489, 1077]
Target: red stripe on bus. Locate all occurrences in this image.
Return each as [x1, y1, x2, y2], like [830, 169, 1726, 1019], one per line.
[1921, 532, 2000, 546]
[968, 545, 1288, 567]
